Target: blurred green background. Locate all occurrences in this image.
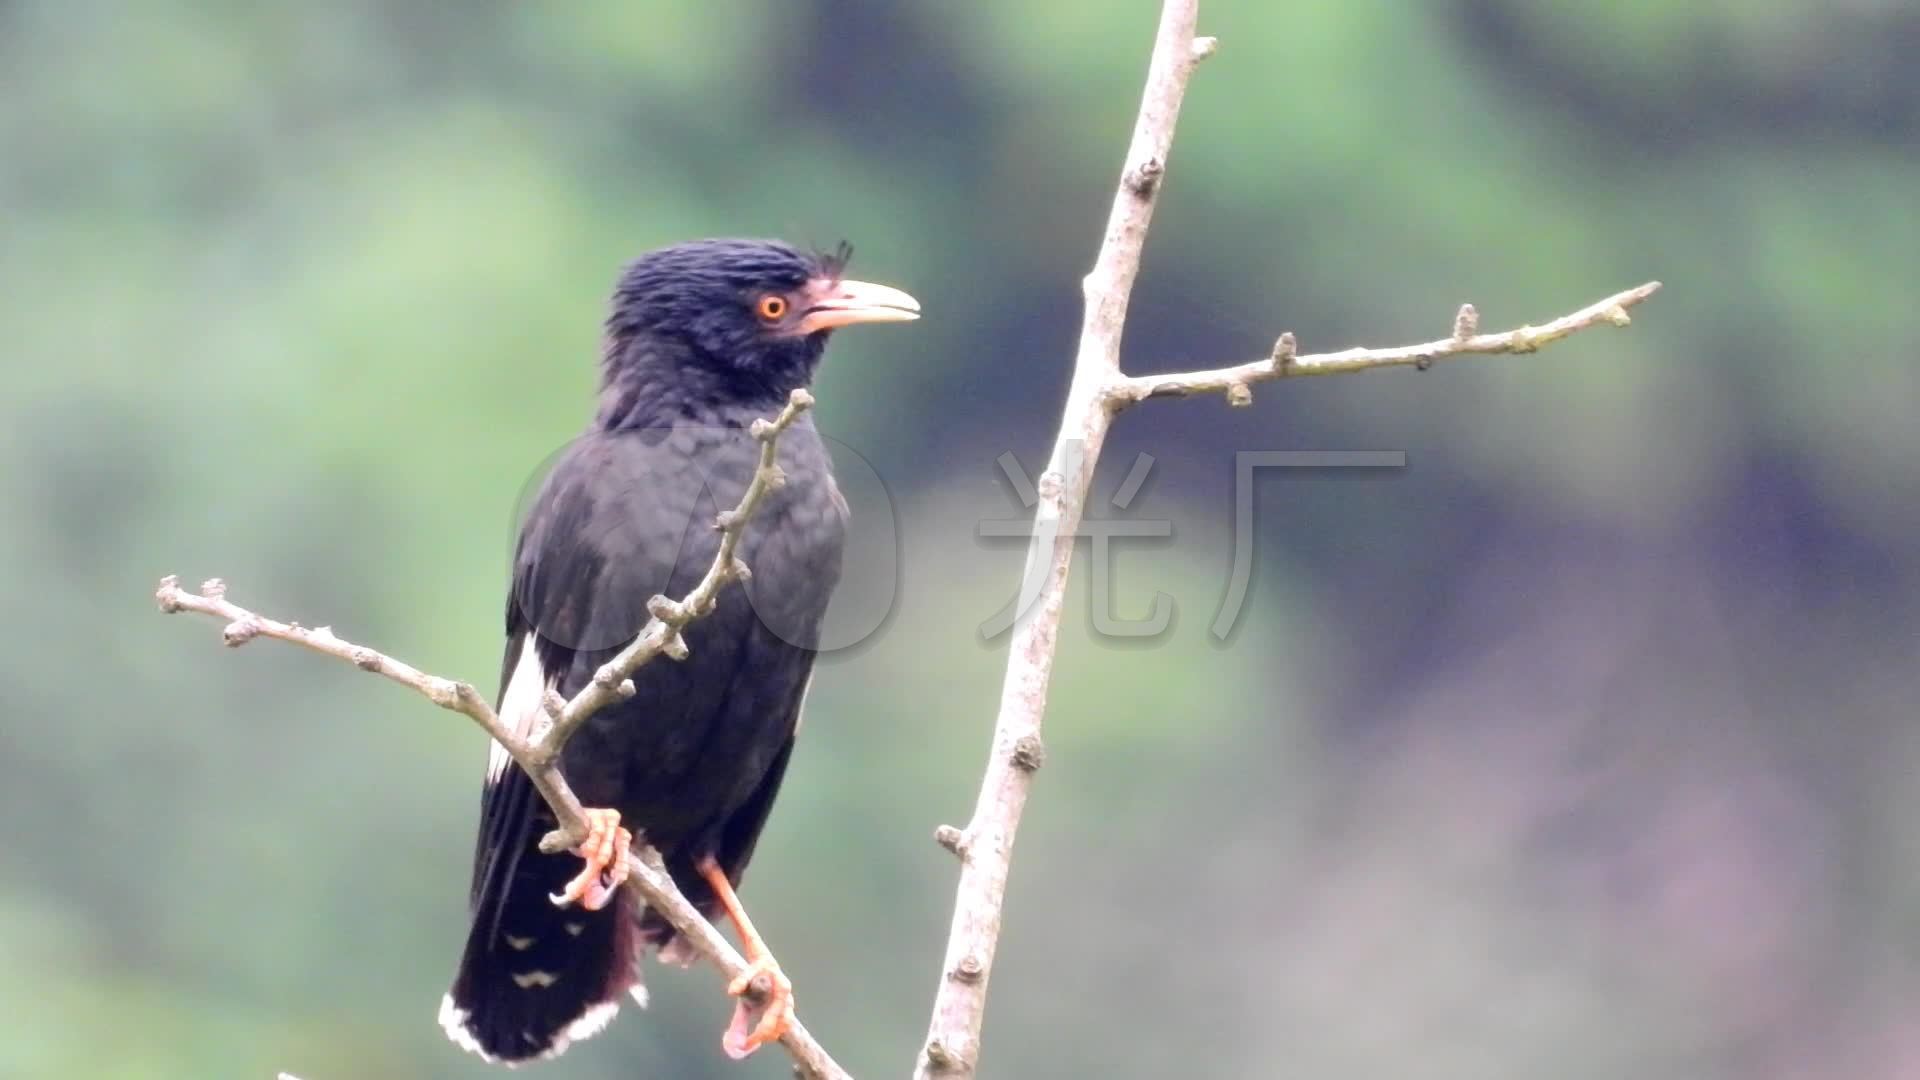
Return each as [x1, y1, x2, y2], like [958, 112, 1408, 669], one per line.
[4, 1, 1918, 1077]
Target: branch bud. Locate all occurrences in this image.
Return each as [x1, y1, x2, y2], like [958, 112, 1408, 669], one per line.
[1270, 331, 1297, 371]
[1010, 734, 1047, 772]
[934, 825, 969, 858]
[423, 678, 461, 708]
[924, 1039, 962, 1071]
[1125, 156, 1165, 195]
[1452, 303, 1479, 341]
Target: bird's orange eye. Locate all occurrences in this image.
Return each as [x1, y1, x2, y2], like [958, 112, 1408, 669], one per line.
[755, 295, 789, 321]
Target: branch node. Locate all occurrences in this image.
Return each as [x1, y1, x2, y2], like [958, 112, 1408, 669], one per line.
[1191, 36, 1220, 61]
[1010, 734, 1047, 773]
[1452, 302, 1479, 341]
[1413, 353, 1435, 372]
[1036, 470, 1065, 503]
[1125, 157, 1164, 195]
[934, 825, 970, 858]
[155, 576, 184, 612]
[728, 557, 753, 584]
[661, 634, 690, 662]
[1604, 305, 1632, 327]
[763, 463, 788, 492]
[222, 617, 261, 646]
[351, 646, 382, 671]
[200, 578, 227, 599]
[1225, 382, 1253, 408]
[647, 595, 684, 623]
[542, 688, 568, 720]
[786, 387, 815, 412]
[749, 418, 774, 440]
[422, 677, 462, 708]
[953, 954, 985, 983]
[1270, 330, 1297, 371]
[1510, 325, 1542, 353]
[924, 1039, 967, 1072]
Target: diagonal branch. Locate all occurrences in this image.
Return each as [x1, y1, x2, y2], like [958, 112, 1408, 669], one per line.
[1110, 280, 1664, 406]
[155, 387, 850, 1080]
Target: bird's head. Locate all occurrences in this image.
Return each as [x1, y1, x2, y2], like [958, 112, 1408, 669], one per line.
[601, 238, 919, 408]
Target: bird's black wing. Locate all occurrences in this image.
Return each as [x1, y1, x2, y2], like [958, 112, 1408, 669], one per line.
[444, 425, 730, 1061]
[444, 420, 844, 1061]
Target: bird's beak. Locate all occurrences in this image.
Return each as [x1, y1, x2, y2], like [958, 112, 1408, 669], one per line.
[797, 278, 921, 334]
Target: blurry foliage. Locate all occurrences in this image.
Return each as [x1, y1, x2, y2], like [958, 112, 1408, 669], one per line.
[1, 2, 1916, 1078]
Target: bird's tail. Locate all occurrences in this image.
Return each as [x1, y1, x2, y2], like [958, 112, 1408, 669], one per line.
[441, 819, 643, 1064]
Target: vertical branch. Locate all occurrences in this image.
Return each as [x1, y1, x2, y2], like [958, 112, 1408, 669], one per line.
[914, 4, 1216, 1076]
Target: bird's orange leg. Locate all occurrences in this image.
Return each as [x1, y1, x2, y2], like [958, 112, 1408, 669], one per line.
[549, 808, 631, 911]
[697, 855, 794, 1059]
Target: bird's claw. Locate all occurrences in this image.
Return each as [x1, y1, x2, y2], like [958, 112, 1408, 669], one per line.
[721, 955, 794, 1059]
[549, 808, 630, 911]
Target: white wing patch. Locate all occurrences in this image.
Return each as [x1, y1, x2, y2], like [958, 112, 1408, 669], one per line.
[438, 993, 625, 1064]
[438, 995, 495, 1063]
[792, 673, 814, 735]
[552, 999, 622, 1055]
[488, 636, 555, 784]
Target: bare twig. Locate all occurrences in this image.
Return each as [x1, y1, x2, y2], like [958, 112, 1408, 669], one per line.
[533, 388, 815, 776]
[913, 4, 1217, 1077]
[1110, 280, 1664, 405]
[156, 388, 849, 1080]
[915, 2, 1660, 1078]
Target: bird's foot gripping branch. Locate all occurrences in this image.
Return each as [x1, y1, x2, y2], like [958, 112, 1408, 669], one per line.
[549, 808, 632, 910]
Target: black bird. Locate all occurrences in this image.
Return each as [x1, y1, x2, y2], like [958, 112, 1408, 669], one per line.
[440, 239, 918, 1064]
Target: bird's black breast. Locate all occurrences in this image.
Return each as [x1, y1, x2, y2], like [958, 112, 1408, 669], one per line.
[506, 411, 845, 857]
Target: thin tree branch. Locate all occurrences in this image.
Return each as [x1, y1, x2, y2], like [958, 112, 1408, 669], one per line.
[1110, 280, 1664, 406]
[156, 387, 850, 1080]
[915, 3, 1661, 1078]
[913, 5, 1216, 1077]
[533, 388, 816, 772]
